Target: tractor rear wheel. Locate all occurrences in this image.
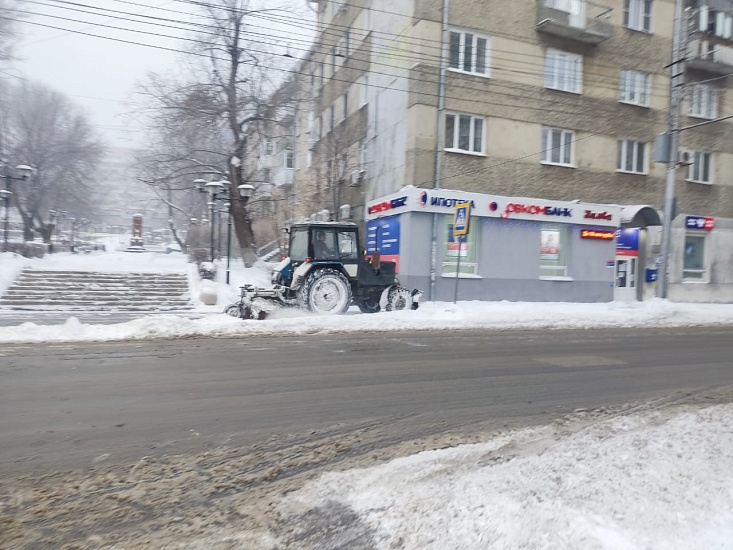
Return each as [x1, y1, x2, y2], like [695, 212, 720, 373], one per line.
[297, 268, 353, 315]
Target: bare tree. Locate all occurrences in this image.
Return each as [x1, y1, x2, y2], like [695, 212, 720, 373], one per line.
[136, 0, 301, 266]
[0, 0, 22, 64]
[5, 80, 104, 242]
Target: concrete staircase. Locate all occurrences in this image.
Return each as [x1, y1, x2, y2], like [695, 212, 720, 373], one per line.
[0, 270, 193, 312]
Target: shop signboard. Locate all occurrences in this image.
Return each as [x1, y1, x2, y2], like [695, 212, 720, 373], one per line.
[365, 187, 621, 227]
[366, 215, 401, 272]
[616, 228, 640, 257]
[685, 215, 715, 231]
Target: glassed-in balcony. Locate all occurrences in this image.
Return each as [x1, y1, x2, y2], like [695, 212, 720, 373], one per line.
[536, 0, 612, 44]
[687, 6, 733, 74]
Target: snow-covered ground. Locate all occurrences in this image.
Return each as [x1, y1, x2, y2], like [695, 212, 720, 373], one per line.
[3, 249, 733, 549]
[2, 249, 733, 343]
[284, 403, 733, 549]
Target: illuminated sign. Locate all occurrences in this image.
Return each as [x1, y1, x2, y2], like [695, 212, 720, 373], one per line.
[584, 210, 613, 221]
[368, 195, 408, 215]
[581, 229, 615, 240]
[503, 203, 572, 218]
[685, 216, 715, 231]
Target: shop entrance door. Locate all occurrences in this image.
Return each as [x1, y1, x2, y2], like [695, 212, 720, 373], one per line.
[614, 257, 637, 301]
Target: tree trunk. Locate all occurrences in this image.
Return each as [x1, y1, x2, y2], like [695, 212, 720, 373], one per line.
[228, 165, 257, 267]
[38, 225, 53, 244]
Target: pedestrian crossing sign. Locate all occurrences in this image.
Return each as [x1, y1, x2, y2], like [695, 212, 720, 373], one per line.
[453, 202, 471, 236]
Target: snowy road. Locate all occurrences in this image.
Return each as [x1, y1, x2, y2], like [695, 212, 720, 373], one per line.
[2, 326, 733, 548]
[2, 326, 732, 476]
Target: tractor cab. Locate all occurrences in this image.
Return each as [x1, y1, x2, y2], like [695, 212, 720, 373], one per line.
[287, 222, 361, 269]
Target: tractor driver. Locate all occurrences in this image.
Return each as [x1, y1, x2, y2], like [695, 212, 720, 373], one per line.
[313, 231, 335, 260]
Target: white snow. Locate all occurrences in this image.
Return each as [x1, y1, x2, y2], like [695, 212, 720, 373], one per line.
[3, 250, 733, 548]
[288, 404, 733, 549]
[3, 249, 733, 343]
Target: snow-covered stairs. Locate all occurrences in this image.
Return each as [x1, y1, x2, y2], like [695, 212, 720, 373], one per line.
[0, 270, 193, 312]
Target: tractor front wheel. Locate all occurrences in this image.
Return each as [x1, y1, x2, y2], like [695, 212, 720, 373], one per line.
[297, 268, 353, 315]
[386, 286, 412, 312]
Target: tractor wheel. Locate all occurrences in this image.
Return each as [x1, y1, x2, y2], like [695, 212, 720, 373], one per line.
[385, 286, 412, 312]
[357, 297, 381, 313]
[224, 304, 254, 319]
[224, 304, 242, 317]
[297, 268, 353, 315]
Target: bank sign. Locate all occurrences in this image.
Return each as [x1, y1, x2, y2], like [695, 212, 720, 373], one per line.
[365, 187, 620, 227]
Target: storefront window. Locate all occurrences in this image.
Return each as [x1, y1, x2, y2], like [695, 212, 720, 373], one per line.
[540, 225, 569, 278]
[442, 217, 478, 276]
[683, 234, 707, 280]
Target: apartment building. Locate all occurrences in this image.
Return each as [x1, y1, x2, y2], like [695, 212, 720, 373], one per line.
[258, 0, 733, 301]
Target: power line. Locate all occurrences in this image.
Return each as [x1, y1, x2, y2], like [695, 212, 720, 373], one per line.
[19, 0, 684, 97]
[9, 7, 682, 114]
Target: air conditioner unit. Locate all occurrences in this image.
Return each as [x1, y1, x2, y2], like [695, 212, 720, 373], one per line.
[339, 204, 351, 220]
[678, 150, 693, 166]
[350, 169, 366, 186]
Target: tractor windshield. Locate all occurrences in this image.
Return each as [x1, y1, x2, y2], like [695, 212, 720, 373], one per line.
[289, 228, 309, 261]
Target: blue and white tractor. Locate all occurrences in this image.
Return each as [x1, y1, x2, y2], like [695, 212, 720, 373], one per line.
[225, 222, 422, 319]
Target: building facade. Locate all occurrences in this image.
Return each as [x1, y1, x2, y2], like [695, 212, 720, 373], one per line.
[258, 0, 733, 301]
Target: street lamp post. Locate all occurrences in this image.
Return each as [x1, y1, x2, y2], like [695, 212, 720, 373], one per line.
[48, 209, 58, 253]
[226, 183, 255, 284]
[1, 164, 33, 253]
[204, 180, 224, 262]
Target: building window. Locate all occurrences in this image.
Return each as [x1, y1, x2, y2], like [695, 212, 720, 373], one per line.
[264, 139, 273, 156]
[283, 145, 294, 169]
[683, 233, 708, 281]
[545, 49, 582, 93]
[330, 104, 335, 131]
[541, 127, 575, 166]
[343, 91, 348, 120]
[688, 84, 718, 119]
[624, 0, 652, 32]
[445, 113, 485, 154]
[345, 28, 351, 57]
[540, 225, 569, 279]
[619, 70, 650, 106]
[688, 151, 713, 184]
[617, 139, 648, 174]
[449, 30, 489, 75]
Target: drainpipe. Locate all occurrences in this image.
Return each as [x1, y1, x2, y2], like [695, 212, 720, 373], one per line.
[429, 0, 449, 301]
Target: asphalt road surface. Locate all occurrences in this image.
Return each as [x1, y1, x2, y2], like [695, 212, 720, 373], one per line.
[2, 325, 732, 477]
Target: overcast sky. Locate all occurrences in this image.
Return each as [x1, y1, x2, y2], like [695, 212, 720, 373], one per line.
[11, 0, 315, 150]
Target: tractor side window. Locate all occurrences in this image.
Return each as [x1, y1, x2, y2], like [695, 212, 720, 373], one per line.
[313, 230, 338, 260]
[289, 229, 309, 261]
[338, 231, 359, 260]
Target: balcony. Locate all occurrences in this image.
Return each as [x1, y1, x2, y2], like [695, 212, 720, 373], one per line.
[688, 38, 733, 73]
[687, 5, 733, 74]
[536, 0, 612, 45]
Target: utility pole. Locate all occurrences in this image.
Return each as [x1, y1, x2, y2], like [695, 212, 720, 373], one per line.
[429, 0, 450, 301]
[657, 0, 687, 299]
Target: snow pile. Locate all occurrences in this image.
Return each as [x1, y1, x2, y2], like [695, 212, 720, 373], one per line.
[1, 298, 733, 343]
[288, 404, 733, 549]
[3, 249, 733, 343]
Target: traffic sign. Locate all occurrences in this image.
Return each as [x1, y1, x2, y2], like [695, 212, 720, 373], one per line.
[453, 202, 471, 236]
